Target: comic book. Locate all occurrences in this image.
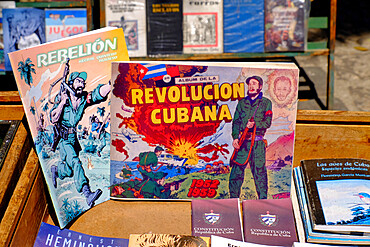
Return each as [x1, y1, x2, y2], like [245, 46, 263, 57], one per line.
[45, 8, 87, 42]
[110, 61, 299, 201]
[8, 27, 129, 228]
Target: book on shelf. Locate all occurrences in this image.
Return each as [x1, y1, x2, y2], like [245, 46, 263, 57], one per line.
[300, 158, 370, 234]
[8, 27, 129, 228]
[146, 0, 183, 55]
[45, 8, 87, 42]
[264, 0, 309, 52]
[0, 1, 16, 73]
[23, 0, 85, 2]
[242, 198, 298, 246]
[105, 0, 147, 57]
[3, 7, 45, 71]
[109, 61, 299, 201]
[128, 234, 210, 247]
[33, 222, 129, 247]
[191, 198, 243, 241]
[292, 166, 370, 245]
[183, 0, 223, 54]
[223, 0, 264, 53]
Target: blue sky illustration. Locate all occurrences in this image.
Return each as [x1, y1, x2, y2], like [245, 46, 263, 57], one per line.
[316, 179, 370, 223]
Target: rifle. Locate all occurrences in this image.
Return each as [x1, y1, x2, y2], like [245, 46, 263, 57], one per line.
[230, 101, 261, 166]
[98, 112, 110, 139]
[50, 58, 72, 152]
[59, 58, 75, 97]
[163, 178, 187, 191]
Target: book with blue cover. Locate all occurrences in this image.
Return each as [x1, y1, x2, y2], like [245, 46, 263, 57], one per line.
[33, 222, 129, 247]
[223, 0, 264, 53]
[0, 1, 16, 73]
[3, 8, 45, 71]
[45, 8, 87, 42]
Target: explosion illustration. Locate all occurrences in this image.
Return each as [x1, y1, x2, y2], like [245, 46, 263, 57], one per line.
[112, 63, 229, 165]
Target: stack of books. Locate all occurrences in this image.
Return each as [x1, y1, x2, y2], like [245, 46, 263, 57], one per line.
[291, 158, 370, 245]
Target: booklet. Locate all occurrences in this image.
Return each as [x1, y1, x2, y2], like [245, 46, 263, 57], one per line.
[192, 198, 243, 241]
[242, 198, 298, 246]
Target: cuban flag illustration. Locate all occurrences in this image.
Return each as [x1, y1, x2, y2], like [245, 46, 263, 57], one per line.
[260, 211, 277, 226]
[138, 63, 179, 81]
[204, 210, 220, 225]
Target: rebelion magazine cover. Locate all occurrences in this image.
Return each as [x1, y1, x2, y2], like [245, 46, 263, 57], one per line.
[8, 27, 129, 228]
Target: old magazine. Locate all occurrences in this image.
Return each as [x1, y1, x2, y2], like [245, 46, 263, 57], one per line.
[110, 61, 299, 201]
[9, 27, 129, 228]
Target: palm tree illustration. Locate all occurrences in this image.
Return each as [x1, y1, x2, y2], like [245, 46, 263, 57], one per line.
[97, 106, 105, 117]
[18, 57, 39, 124]
[18, 58, 35, 86]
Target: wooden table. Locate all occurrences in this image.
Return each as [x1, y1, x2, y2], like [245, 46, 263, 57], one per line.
[0, 109, 369, 246]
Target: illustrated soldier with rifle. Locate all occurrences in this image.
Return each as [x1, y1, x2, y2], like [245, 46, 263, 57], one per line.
[229, 76, 273, 199]
[90, 112, 110, 157]
[49, 58, 111, 207]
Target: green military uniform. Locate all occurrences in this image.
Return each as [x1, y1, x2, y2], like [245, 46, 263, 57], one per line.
[136, 168, 171, 199]
[229, 93, 272, 199]
[138, 151, 159, 182]
[139, 151, 159, 167]
[51, 83, 107, 193]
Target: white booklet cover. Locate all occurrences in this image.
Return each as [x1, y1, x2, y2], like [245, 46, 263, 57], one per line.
[183, 0, 223, 54]
[105, 0, 146, 57]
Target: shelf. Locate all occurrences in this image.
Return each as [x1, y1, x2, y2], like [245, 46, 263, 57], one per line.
[16, 1, 86, 8]
[131, 49, 329, 61]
